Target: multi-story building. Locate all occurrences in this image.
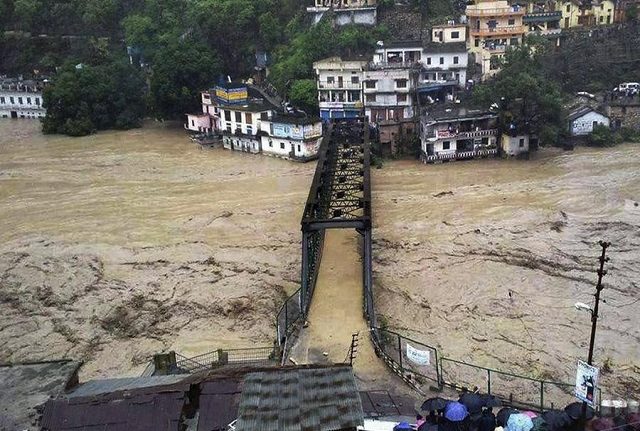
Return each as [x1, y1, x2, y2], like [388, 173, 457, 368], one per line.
[420, 42, 469, 88]
[185, 82, 321, 162]
[520, 1, 562, 41]
[307, 0, 378, 25]
[314, 57, 367, 121]
[0, 77, 46, 119]
[431, 22, 468, 43]
[556, 0, 615, 27]
[259, 114, 323, 161]
[420, 107, 499, 163]
[466, 0, 526, 78]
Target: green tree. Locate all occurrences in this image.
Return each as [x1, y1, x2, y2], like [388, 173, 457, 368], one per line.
[473, 40, 564, 145]
[149, 39, 221, 119]
[588, 124, 620, 147]
[13, 0, 41, 28]
[289, 79, 318, 114]
[42, 60, 146, 136]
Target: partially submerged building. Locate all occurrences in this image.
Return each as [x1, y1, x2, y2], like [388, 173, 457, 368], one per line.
[0, 77, 46, 119]
[186, 82, 322, 162]
[567, 105, 610, 136]
[314, 57, 368, 121]
[420, 106, 499, 163]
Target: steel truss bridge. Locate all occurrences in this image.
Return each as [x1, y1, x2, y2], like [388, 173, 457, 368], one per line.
[299, 117, 374, 323]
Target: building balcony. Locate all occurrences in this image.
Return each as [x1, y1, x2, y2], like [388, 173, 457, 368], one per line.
[466, 7, 525, 16]
[318, 81, 362, 90]
[319, 100, 364, 109]
[422, 148, 498, 163]
[367, 61, 422, 70]
[523, 11, 562, 23]
[425, 128, 498, 140]
[470, 26, 525, 36]
[0, 104, 44, 110]
[533, 28, 562, 36]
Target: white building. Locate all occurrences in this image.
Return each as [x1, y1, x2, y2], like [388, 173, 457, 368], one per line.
[501, 133, 530, 156]
[420, 107, 499, 163]
[307, 0, 378, 26]
[0, 78, 46, 119]
[259, 114, 323, 161]
[314, 57, 367, 121]
[431, 22, 468, 43]
[186, 82, 322, 162]
[420, 42, 468, 88]
[567, 106, 610, 136]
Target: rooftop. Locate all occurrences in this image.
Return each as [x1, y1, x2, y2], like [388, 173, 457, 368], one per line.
[567, 105, 607, 121]
[423, 41, 468, 53]
[235, 366, 364, 431]
[0, 360, 81, 430]
[423, 105, 497, 122]
[270, 113, 322, 126]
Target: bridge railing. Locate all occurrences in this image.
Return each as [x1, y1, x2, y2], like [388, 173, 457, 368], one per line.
[276, 288, 303, 347]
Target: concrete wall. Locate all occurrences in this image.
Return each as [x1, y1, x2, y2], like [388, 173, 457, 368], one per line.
[260, 136, 322, 160]
[608, 104, 640, 130]
[185, 114, 211, 132]
[0, 90, 45, 118]
[570, 111, 610, 135]
[222, 135, 261, 154]
[431, 25, 467, 43]
[309, 7, 377, 25]
[219, 107, 270, 135]
[501, 134, 530, 156]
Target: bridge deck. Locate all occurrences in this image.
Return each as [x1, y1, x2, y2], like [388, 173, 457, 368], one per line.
[289, 230, 392, 389]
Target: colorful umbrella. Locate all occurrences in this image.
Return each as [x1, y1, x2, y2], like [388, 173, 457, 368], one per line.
[444, 401, 469, 422]
[522, 411, 538, 419]
[497, 408, 520, 427]
[507, 413, 534, 431]
[531, 416, 548, 431]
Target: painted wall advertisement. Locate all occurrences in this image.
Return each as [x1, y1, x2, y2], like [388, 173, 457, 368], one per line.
[406, 343, 430, 366]
[272, 123, 303, 139]
[575, 360, 599, 406]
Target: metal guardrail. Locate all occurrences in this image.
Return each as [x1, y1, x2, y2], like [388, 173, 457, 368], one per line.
[174, 347, 276, 374]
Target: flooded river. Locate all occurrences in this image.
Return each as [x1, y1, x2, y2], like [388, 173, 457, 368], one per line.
[0, 120, 638, 398]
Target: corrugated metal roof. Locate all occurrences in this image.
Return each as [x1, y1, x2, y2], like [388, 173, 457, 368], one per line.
[40, 389, 186, 431]
[197, 379, 243, 431]
[359, 391, 417, 418]
[234, 366, 364, 431]
[67, 375, 189, 398]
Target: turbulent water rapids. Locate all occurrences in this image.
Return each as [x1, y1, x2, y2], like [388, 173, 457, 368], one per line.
[0, 120, 638, 399]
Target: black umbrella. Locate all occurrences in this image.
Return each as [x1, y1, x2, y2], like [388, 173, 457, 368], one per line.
[481, 394, 503, 408]
[459, 392, 484, 414]
[421, 397, 449, 412]
[541, 409, 573, 431]
[564, 402, 595, 420]
[497, 407, 520, 427]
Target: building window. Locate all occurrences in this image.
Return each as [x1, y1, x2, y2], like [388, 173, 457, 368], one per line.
[327, 76, 335, 84]
[245, 112, 252, 124]
[18, 97, 23, 104]
[439, 57, 444, 65]
[235, 111, 242, 123]
[366, 94, 376, 102]
[453, 56, 459, 64]
[427, 57, 431, 65]
[365, 80, 376, 89]
[396, 79, 407, 88]
[397, 94, 407, 103]
[280, 142, 285, 149]
[351, 76, 359, 84]
[269, 139, 273, 147]
[27, 97, 31, 104]
[599, 15, 603, 22]
[451, 31, 460, 39]
[519, 138, 525, 148]
[474, 39, 480, 47]
[508, 18, 515, 25]
[191, 120, 195, 126]
[297, 145, 301, 152]
[566, 4, 570, 12]
[510, 37, 519, 45]
[0, 96, 4, 104]
[224, 110, 231, 121]
[443, 141, 450, 150]
[10, 97, 14, 104]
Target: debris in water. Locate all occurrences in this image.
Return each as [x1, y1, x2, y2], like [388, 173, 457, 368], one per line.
[433, 191, 454, 198]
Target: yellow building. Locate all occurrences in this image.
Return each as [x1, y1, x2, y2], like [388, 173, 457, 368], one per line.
[556, 0, 615, 28]
[466, 0, 526, 78]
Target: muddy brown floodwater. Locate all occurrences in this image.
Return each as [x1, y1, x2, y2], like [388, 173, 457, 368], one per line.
[0, 120, 638, 399]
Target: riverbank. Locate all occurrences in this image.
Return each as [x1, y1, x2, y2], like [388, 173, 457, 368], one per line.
[0, 120, 638, 398]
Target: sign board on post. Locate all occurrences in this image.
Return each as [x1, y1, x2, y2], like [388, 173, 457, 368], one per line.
[575, 360, 599, 407]
[406, 343, 430, 366]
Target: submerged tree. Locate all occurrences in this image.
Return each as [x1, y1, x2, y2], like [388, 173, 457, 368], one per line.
[42, 60, 146, 136]
[473, 38, 564, 145]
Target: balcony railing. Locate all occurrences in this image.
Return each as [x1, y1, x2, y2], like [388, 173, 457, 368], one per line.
[429, 128, 498, 140]
[523, 11, 562, 22]
[466, 7, 525, 16]
[318, 81, 362, 90]
[368, 61, 422, 70]
[423, 148, 498, 163]
[470, 26, 525, 36]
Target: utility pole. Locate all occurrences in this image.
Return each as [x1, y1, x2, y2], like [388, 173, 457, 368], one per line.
[583, 240, 611, 419]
